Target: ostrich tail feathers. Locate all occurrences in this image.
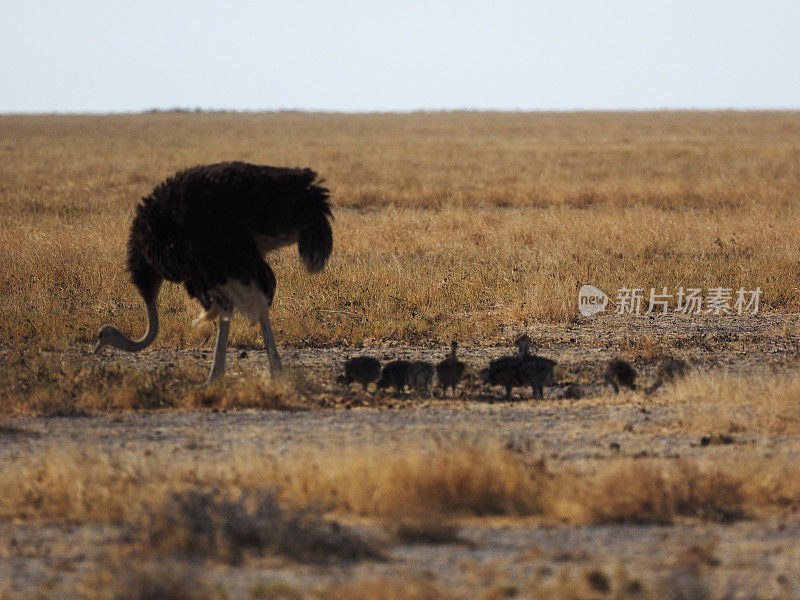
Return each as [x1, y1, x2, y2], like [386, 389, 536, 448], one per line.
[298, 214, 333, 273]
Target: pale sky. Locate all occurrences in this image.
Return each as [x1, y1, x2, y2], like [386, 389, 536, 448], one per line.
[2, 0, 798, 113]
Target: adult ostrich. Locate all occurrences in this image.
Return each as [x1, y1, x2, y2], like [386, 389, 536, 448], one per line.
[94, 162, 333, 382]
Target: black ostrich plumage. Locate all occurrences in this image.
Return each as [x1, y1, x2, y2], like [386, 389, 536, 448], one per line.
[127, 161, 333, 310]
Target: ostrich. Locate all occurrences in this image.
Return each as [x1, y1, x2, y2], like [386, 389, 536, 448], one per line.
[407, 361, 434, 396]
[377, 360, 412, 396]
[482, 335, 556, 401]
[481, 355, 523, 402]
[94, 162, 333, 382]
[481, 337, 527, 401]
[436, 341, 466, 397]
[515, 335, 556, 400]
[645, 357, 690, 394]
[603, 358, 637, 393]
[338, 356, 381, 392]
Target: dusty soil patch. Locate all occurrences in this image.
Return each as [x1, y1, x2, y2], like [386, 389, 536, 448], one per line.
[2, 314, 800, 598]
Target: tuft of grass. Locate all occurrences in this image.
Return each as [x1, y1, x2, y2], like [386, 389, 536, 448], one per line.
[583, 461, 744, 524]
[316, 578, 452, 600]
[269, 443, 554, 517]
[81, 561, 215, 600]
[619, 335, 667, 361]
[144, 487, 382, 564]
[386, 514, 463, 545]
[667, 371, 800, 435]
[0, 349, 318, 415]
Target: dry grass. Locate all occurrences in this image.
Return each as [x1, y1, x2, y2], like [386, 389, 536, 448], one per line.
[80, 561, 215, 600]
[3, 111, 799, 595]
[0, 443, 552, 523]
[144, 487, 381, 564]
[584, 461, 744, 524]
[269, 443, 554, 517]
[0, 348, 319, 414]
[3, 441, 798, 531]
[317, 577, 452, 600]
[2, 111, 799, 355]
[660, 371, 800, 435]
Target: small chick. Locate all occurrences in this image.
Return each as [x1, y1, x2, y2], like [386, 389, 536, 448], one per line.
[436, 341, 466, 397]
[407, 361, 434, 395]
[646, 357, 690, 393]
[515, 335, 556, 399]
[519, 357, 556, 399]
[338, 356, 381, 391]
[603, 358, 637, 393]
[482, 356, 525, 401]
[377, 360, 412, 395]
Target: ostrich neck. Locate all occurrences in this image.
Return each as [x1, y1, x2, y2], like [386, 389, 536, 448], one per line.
[110, 301, 159, 352]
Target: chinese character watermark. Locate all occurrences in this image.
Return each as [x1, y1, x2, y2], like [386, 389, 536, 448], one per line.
[578, 286, 762, 317]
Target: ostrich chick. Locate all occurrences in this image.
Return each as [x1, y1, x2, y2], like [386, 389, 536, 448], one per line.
[646, 357, 690, 393]
[339, 356, 381, 391]
[408, 361, 434, 396]
[436, 341, 466, 397]
[515, 335, 556, 399]
[603, 358, 637, 393]
[377, 360, 412, 396]
[481, 356, 524, 401]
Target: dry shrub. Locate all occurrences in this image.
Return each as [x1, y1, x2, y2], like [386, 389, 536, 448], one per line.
[386, 513, 462, 545]
[668, 371, 800, 435]
[584, 461, 743, 524]
[270, 443, 554, 517]
[181, 367, 317, 411]
[0, 449, 379, 563]
[81, 560, 214, 600]
[619, 335, 667, 360]
[8, 443, 800, 532]
[0, 349, 315, 415]
[317, 577, 452, 600]
[144, 487, 381, 564]
[0, 442, 553, 526]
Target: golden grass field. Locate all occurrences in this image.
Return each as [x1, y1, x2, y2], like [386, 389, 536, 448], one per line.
[2, 111, 799, 349]
[1, 111, 800, 598]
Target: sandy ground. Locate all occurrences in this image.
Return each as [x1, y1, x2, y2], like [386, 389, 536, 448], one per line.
[4, 403, 800, 598]
[87, 311, 800, 401]
[2, 313, 800, 598]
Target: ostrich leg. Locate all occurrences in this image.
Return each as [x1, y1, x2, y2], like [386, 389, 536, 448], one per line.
[207, 317, 231, 383]
[260, 308, 283, 375]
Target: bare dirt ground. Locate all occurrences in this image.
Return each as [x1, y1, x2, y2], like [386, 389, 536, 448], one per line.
[2, 313, 800, 598]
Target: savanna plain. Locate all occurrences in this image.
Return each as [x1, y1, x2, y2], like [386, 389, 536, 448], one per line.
[1, 111, 800, 599]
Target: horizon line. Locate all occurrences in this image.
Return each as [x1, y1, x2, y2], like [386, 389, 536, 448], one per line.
[2, 106, 800, 117]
